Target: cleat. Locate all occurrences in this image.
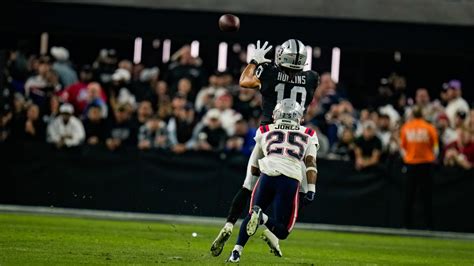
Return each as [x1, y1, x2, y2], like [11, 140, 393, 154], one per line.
[227, 249, 241, 263]
[261, 229, 283, 257]
[246, 205, 262, 236]
[210, 224, 233, 257]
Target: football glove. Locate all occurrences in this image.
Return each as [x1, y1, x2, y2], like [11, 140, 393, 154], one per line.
[303, 191, 315, 206]
[251, 40, 272, 65]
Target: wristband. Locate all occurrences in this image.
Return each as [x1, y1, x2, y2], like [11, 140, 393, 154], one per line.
[306, 167, 317, 173]
[308, 184, 316, 193]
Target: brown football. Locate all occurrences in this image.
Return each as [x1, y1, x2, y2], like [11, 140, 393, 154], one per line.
[218, 14, 240, 32]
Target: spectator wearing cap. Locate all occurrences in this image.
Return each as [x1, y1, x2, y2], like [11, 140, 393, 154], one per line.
[137, 115, 169, 150]
[400, 106, 438, 229]
[354, 120, 382, 171]
[105, 104, 137, 151]
[167, 102, 197, 154]
[50, 46, 78, 87]
[47, 103, 85, 148]
[193, 109, 228, 152]
[110, 68, 136, 111]
[82, 104, 107, 146]
[445, 80, 470, 128]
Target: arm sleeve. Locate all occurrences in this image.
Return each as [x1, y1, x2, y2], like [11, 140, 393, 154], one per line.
[305, 142, 318, 159]
[249, 142, 264, 167]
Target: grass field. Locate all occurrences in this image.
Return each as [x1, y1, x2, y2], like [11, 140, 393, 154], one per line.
[1, 213, 474, 265]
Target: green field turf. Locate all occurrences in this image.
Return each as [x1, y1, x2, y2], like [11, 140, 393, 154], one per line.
[0, 213, 473, 265]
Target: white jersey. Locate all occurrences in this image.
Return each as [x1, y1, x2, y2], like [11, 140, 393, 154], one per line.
[253, 119, 319, 182]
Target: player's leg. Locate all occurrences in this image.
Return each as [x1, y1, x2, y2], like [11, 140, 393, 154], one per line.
[228, 174, 275, 262]
[263, 175, 299, 240]
[210, 147, 260, 257]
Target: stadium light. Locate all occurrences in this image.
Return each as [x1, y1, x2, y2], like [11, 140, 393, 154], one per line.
[133, 37, 142, 64]
[246, 43, 255, 63]
[331, 47, 341, 83]
[394, 51, 402, 62]
[313, 46, 321, 58]
[162, 39, 171, 63]
[191, 40, 200, 58]
[40, 32, 48, 55]
[218, 42, 228, 72]
[303, 46, 312, 71]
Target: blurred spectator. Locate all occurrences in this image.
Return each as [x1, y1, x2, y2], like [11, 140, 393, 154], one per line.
[377, 113, 392, 152]
[400, 106, 438, 229]
[82, 104, 107, 146]
[133, 101, 154, 128]
[213, 94, 242, 136]
[444, 80, 470, 128]
[194, 109, 228, 152]
[42, 95, 61, 125]
[168, 104, 197, 154]
[50, 46, 78, 87]
[47, 103, 85, 148]
[311, 72, 341, 127]
[59, 65, 105, 115]
[453, 110, 468, 130]
[10, 104, 45, 142]
[25, 56, 61, 107]
[134, 67, 159, 102]
[137, 115, 169, 150]
[110, 68, 136, 110]
[233, 88, 262, 126]
[105, 104, 137, 151]
[226, 119, 256, 156]
[444, 128, 474, 170]
[166, 45, 206, 94]
[328, 127, 355, 160]
[436, 113, 458, 150]
[176, 77, 195, 101]
[354, 121, 382, 170]
[92, 49, 117, 84]
[194, 72, 228, 114]
[83, 82, 108, 118]
[405, 88, 438, 122]
[150, 81, 172, 119]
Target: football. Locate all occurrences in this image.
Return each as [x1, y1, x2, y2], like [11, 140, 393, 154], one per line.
[218, 14, 240, 32]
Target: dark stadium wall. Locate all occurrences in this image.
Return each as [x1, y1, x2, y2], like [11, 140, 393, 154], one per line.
[1, 142, 474, 233]
[2, 3, 474, 106]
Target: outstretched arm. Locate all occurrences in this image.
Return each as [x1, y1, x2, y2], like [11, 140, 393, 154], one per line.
[239, 63, 261, 89]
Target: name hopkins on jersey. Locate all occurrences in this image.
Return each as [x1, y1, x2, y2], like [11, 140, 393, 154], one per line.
[277, 72, 306, 84]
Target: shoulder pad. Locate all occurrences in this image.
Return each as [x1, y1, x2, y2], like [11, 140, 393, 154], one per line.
[259, 125, 271, 133]
[304, 127, 316, 137]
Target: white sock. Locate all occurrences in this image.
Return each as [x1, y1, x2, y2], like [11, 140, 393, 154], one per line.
[225, 222, 234, 228]
[233, 245, 243, 253]
[261, 213, 269, 225]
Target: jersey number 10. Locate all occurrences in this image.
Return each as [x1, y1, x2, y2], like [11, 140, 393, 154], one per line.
[275, 83, 307, 108]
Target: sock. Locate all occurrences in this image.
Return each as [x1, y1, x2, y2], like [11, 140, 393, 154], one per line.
[225, 222, 234, 228]
[236, 216, 251, 246]
[233, 245, 243, 253]
[261, 213, 269, 225]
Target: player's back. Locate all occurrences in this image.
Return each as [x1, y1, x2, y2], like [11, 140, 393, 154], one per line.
[255, 119, 319, 182]
[255, 63, 319, 124]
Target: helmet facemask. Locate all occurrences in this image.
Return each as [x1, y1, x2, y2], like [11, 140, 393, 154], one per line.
[276, 39, 307, 71]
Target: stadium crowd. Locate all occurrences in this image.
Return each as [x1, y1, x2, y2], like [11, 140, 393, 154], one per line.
[1, 45, 473, 170]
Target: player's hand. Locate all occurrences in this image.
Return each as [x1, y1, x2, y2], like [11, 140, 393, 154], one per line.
[303, 191, 315, 206]
[251, 40, 272, 65]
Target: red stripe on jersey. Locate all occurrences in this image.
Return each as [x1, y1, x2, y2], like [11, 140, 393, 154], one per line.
[259, 126, 265, 133]
[265, 125, 270, 132]
[304, 128, 315, 136]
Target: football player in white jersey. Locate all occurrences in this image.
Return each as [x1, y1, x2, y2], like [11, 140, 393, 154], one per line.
[227, 99, 319, 263]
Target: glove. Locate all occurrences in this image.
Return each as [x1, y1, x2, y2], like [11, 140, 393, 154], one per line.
[250, 40, 272, 65]
[303, 191, 315, 206]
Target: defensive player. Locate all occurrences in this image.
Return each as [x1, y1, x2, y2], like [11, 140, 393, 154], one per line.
[228, 99, 319, 262]
[210, 39, 320, 257]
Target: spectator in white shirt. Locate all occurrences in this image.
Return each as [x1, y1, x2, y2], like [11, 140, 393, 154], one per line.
[47, 103, 85, 148]
[445, 80, 470, 128]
